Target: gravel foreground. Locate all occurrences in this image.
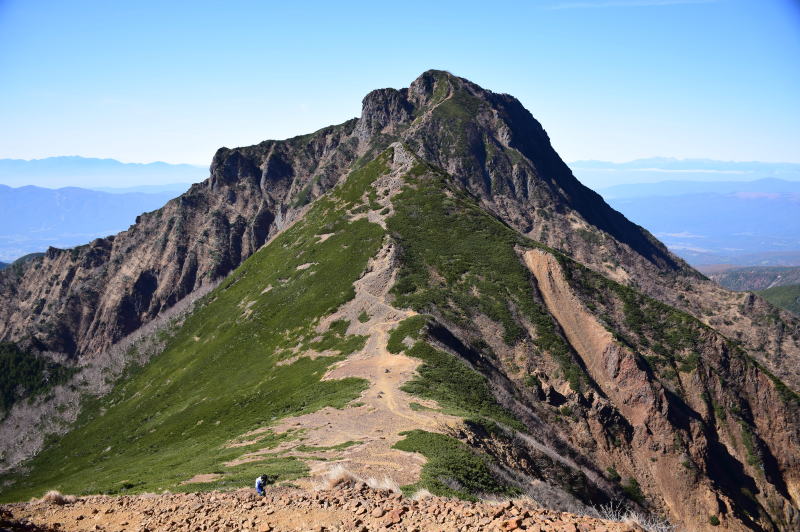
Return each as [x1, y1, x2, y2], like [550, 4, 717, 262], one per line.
[1, 484, 642, 532]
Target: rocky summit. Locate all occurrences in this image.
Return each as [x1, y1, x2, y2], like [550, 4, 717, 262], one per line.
[0, 71, 798, 531]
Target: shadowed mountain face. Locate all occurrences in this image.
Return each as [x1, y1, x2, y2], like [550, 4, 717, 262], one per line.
[1, 71, 799, 531]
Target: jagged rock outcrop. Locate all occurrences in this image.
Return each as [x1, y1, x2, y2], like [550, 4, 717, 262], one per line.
[0, 121, 362, 356]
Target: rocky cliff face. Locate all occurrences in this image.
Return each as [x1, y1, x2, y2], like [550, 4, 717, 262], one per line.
[521, 250, 800, 530]
[0, 121, 361, 356]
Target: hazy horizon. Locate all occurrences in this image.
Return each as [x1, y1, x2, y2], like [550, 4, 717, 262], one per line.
[3, 154, 800, 191]
[1, 1, 798, 165]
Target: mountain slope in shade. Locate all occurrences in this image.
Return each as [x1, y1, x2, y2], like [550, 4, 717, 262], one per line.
[0, 72, 799, 531]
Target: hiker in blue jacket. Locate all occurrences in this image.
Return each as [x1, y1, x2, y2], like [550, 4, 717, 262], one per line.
[255, 474, 268, 496]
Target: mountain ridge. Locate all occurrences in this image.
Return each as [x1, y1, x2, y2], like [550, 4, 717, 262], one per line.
[0, 70, 798, 530]
[598, 177, 800, 199]
[0, 69, 694, 359]
[570, 159, 800, 189]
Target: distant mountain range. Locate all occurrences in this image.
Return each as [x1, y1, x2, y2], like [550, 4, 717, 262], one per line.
[93, 183, 194, 194]
[0, 156, 204, 189]
[0, 185, 181, 262]
[703, 265, 800, 291]
[6, 155, 799, 191]
[570, 158, 800, 189]
[598, 178, 800, 266]
[599, 177, 800, 199]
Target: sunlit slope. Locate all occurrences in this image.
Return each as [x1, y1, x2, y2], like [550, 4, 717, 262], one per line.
[3, 145, 799, 530]
[758, 284, 800, 315]
[0, 153, 392, 501]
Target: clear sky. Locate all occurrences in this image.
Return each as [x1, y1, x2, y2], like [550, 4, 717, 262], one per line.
[1, 0, 798, 166]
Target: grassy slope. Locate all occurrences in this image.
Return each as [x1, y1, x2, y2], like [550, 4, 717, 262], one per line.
[1, 147, 535, 503]
[383, 160, 585, 498]
[387, 316, 521, 430]
[15, 145, 769, 505]
[758, 284, 800, 315]
[393, 430, 517, 500]
[0, 152, 393, 502]
[386, 161, 585, 392]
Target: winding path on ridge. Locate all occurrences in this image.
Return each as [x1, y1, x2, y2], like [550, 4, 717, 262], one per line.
[223, 311, 461, 488]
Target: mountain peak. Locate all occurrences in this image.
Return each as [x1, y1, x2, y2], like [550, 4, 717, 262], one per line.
[356, 70, 492, 137]
[352, 71, 687, 275]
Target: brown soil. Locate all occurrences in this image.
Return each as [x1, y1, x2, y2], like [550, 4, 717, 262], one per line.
[228, 317, 460, 487]
[1, 484, 642, 532]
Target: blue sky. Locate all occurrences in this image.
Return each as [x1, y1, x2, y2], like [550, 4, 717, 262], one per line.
[1, 0, 798, 166]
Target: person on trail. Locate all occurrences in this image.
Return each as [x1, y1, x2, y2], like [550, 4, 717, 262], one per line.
[255, 474, 269, 496]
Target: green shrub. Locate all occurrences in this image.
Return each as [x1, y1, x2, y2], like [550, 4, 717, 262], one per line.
[0, 343, 75, 417]
[387, 167, 584, 391]
[401, 340, 523, 430]
[393, 430, 516, 500]
[386, 315, 427, 354]
[622, 477, 645, 505]
[328, 319, 350, 336]
[524, 374, 541, 389]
